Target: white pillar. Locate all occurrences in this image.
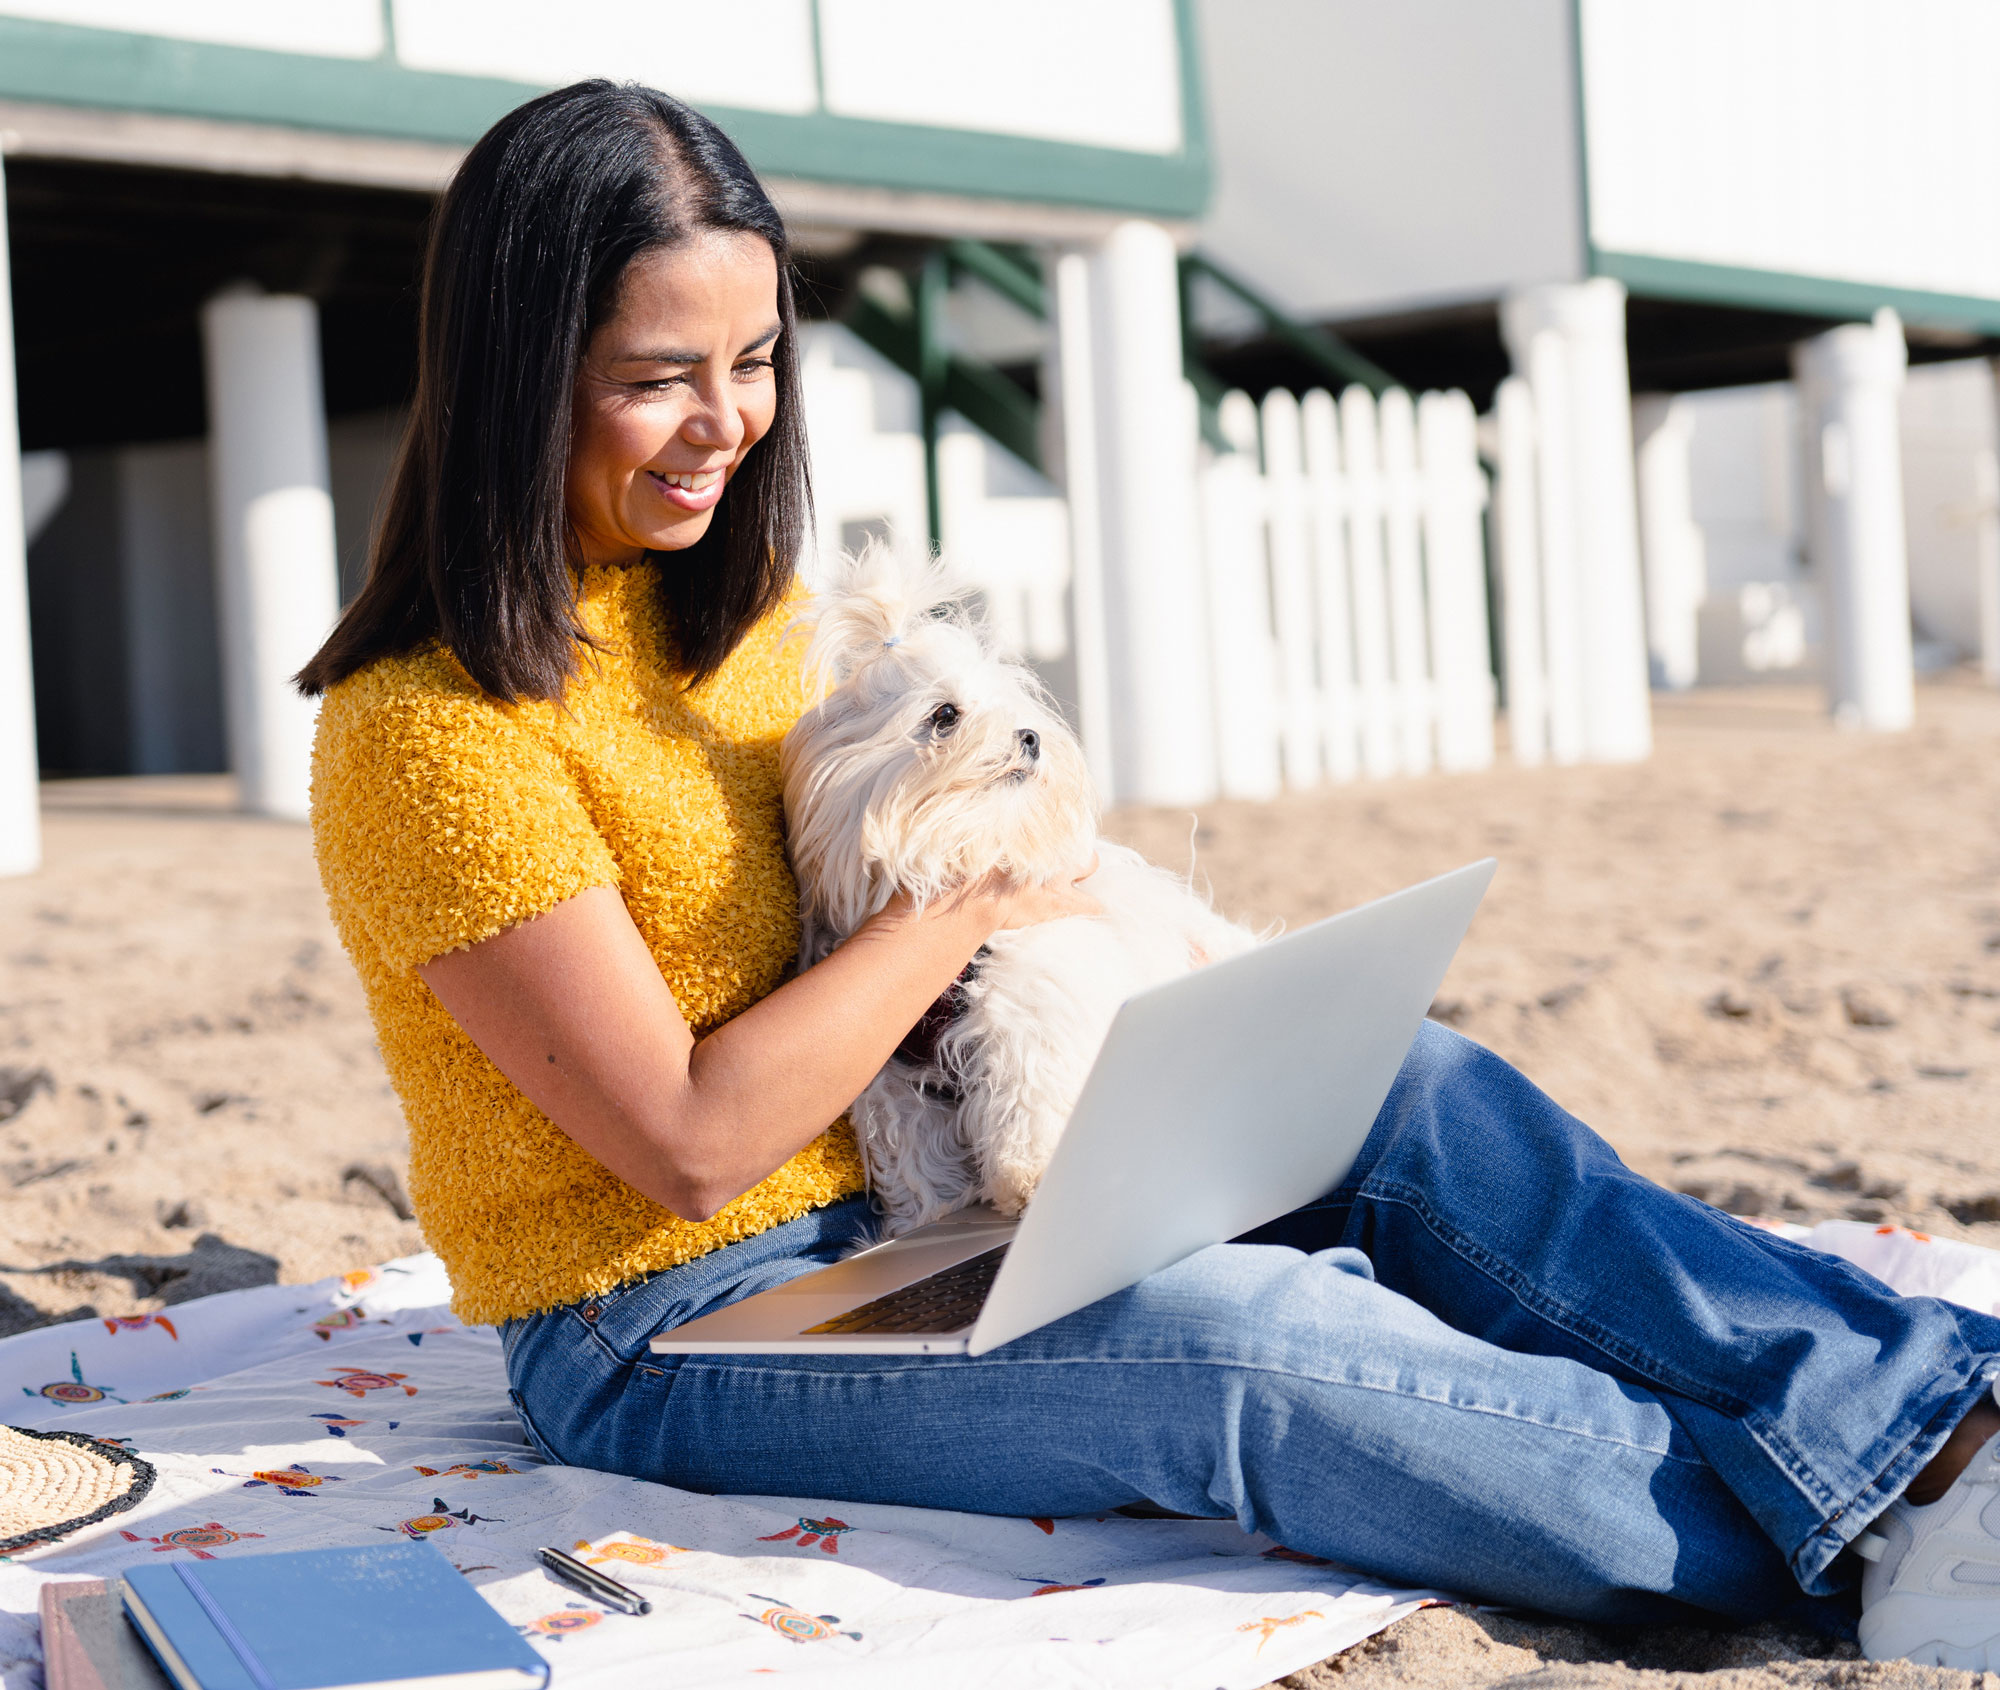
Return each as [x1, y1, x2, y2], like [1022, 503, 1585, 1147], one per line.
[1043, 250, 1115, 799]
[0, 155, 39, 876]
[1793, 309, 1912, 732]
[1081, 221, 1215, 805]
[1632, 395, 1707, 690]
[1501, 279, 1653, 763]
[200, 288, 340, 820]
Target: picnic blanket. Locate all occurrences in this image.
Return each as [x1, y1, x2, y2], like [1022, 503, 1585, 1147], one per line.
[3, 1218, 1997, 1689]
[0, 1253, 1437, 1689]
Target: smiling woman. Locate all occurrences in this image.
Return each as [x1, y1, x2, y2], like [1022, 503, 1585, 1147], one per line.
[295, 81, 810, 699]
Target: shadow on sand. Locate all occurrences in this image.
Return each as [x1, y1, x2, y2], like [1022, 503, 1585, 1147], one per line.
[0, 1233, 280, 1338]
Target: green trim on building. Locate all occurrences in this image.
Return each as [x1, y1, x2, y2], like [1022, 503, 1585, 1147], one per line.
[1592, 249, 2000, 334]
[1182, 252, 1393, 394]
[0, 11, 1209, 218]
[1170, 0, 1212, 223]
[1566, 0, 1594, 280]
[714, 106, 1206, 219]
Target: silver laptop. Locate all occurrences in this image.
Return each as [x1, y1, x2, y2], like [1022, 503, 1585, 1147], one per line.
[653, 858, 1495, 1360]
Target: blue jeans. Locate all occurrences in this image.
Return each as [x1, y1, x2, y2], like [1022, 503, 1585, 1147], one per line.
[502, 1023, 2000, 1624]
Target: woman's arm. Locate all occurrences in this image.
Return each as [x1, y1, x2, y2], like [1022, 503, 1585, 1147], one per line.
[418, 876, 1093, 1222]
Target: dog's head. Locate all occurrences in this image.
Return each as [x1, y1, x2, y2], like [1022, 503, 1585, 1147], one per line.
[781, 545, 1096, 944]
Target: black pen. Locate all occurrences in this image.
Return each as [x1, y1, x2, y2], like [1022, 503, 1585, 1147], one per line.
[536, 1544, 653, 1616]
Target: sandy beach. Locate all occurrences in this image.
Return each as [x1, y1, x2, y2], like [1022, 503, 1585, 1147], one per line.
[1116, 679, 2000, 1254]
[5, 678, 2000, 1686]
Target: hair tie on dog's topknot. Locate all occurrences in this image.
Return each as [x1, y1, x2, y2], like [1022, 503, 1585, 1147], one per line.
[882, 635, 903, 647]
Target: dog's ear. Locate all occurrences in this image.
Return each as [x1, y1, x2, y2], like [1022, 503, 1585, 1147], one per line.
[798, 540, 970, 696]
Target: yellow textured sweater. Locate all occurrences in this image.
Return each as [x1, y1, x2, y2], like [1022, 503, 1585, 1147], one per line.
[310, 563, 866, 1325]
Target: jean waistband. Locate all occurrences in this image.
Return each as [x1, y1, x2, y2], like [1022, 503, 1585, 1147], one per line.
[502, 1193, 878, 1361]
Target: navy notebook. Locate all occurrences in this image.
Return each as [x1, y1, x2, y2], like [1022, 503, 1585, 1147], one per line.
[121, 1542, 549, 1690]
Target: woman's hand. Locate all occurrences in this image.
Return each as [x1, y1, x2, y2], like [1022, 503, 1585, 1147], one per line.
[894, 855, 1102, 933]
[980, 855, 1102, 931]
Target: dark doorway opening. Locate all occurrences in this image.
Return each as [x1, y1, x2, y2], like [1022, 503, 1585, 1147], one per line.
[10, 158, 432, 774]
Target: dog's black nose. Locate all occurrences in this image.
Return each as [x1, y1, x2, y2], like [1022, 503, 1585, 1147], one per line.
[1016, 728, 1040, 761]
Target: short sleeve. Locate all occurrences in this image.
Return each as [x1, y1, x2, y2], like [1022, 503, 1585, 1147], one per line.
[311, 663, 621, 975]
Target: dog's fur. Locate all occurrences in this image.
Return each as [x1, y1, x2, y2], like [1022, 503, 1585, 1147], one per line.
[781, 548, 1258, 1234]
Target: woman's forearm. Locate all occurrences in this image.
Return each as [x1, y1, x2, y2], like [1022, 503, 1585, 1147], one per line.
[663, 893, 1002, 1215]
[418, 883, 1002, 1221]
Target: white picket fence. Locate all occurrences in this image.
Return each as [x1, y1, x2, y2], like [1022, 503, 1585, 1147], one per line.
[797, 323, 1500, 798]
[1199, 383, 1495, 800]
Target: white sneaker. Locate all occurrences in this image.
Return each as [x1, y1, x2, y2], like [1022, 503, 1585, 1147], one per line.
[1857, 1384, 2000, 1670]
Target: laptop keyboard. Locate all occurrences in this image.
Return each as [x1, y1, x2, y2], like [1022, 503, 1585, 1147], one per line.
[801, 1246, 1009, 1336]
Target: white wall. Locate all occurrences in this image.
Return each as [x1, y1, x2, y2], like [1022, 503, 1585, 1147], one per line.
[1679, 383, 1816, 685]
[119, 441, 226, 774]
[819, 0, 1183, 153]
[327, 409, 406, 603]
[0, 0, 1190, 154]
[1901, 358, 1999, 659]
[0, 0, 383, 55]
[1194, 0, 1584, 321]
[391, 0, 820, 116]
[1684, 383, 1802, 596]
[1674, 361, 2000, 680]
[20, 417, 404, 778]
[1582, 0, 2000, 304]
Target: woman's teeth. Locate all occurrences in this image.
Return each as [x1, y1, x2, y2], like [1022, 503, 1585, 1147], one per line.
[655, 470, 720, 491]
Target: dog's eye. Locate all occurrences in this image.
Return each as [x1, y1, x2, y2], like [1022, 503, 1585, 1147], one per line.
[928, 702, 961, 737]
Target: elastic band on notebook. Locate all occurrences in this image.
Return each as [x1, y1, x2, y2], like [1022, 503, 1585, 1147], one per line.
[173, 1563, 278, 1690]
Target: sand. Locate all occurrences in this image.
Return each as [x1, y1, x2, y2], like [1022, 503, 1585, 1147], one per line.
[1114, 680, 2000, 1250]
[1273, 1603, 1989, 1688]
[0, 777, 423, 1333]
[5, 678, 2000, 1687]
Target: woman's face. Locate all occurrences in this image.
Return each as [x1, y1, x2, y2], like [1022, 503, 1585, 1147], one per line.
[567, 229, 782, 566]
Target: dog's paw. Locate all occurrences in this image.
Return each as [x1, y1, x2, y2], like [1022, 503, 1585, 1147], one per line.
[985, 1166, 1042, 1217]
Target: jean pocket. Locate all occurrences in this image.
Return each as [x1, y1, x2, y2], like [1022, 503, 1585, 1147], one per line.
[582, 1271, 731, 1366]
[508, 1386, 568, 1466]
[570, 1274, 660, 1357]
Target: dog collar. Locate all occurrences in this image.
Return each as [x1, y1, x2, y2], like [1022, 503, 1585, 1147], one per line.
[892, 948, 986, 1072]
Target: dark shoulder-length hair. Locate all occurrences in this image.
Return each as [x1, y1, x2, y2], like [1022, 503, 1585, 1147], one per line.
[297, 80, 809, 700]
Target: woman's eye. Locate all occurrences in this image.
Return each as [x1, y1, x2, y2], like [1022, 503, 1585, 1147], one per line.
[733, 358, 775, 379]
[928, 703, 960, 737]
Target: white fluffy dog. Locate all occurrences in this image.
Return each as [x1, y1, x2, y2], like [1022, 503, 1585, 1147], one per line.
[781, 548, 1258, 1235]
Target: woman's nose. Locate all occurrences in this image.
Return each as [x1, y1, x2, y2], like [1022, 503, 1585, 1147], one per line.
[682, 386, 746, 452]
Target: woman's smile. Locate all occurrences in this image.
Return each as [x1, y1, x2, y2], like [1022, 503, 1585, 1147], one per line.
[647, 466, 727, 511]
